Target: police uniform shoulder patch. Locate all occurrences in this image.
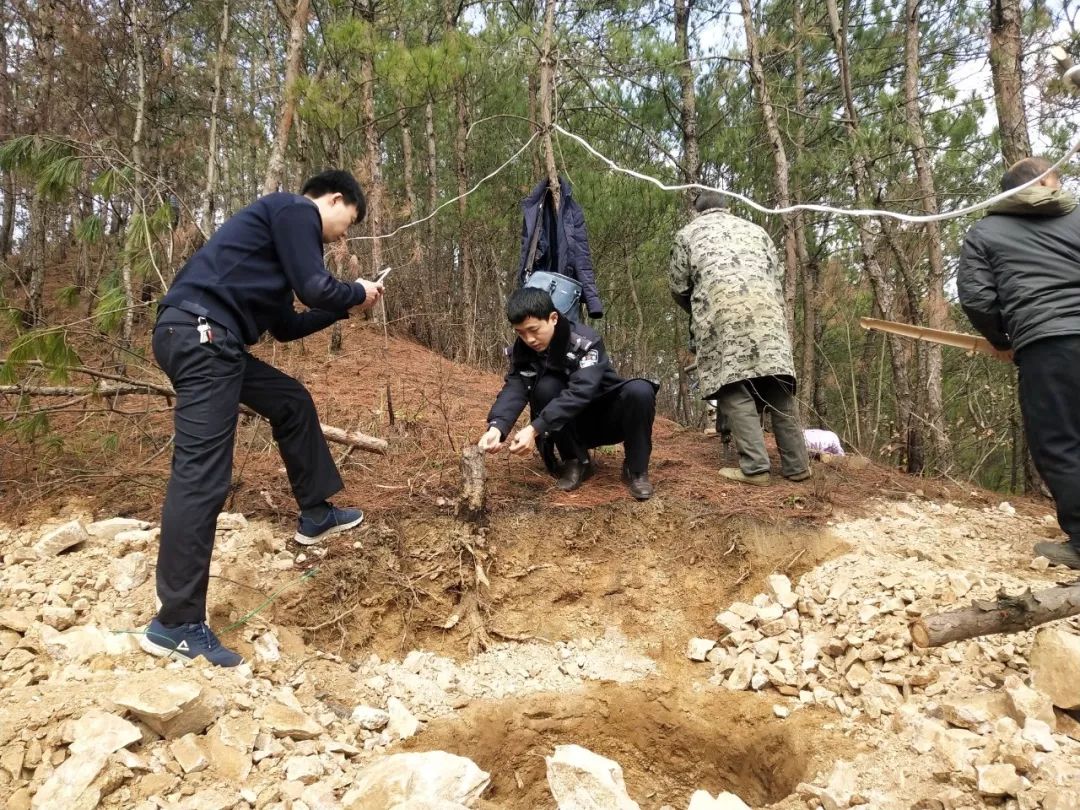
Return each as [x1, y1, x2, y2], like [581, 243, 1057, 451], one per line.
[578, 348, 600, 369]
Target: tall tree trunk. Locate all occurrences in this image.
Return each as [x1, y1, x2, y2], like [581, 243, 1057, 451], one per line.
[200, 0, 231, 237]
[739, 0, 797, 340]
[0, 180, 14, 260]
[792, 0, 818, 421]
[0, 0, 14, 260]
[121, 4, 148, 351]
[263, 0, 310, 195]
[989, 0, 1031, 166]
[825, 0, 920, 471]
[673, 0, 699, 215]
[356, 0, 383, 343]
[538, 0, 560, 212]
[903, 0, 950, 470]
[424, 97, 442, 344]
[446, 0, 474, 361]
[987, 0, 1043, 493]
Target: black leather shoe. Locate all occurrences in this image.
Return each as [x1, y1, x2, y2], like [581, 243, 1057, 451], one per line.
[622, 463, 654, 500]
[557, 459, 594, 491]
[1034, 541, 1080, 570]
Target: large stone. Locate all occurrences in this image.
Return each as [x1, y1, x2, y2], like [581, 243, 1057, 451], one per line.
[352, 705, 390, 731]
[262, 702, 324, 740]
[714, 611, 746, 634]
[205, 715, 258, 781]
[726, 652, 755, 691]
[284, 754, 325, 784]
[216, 512, 248, 531]
[1004, 675, 1057, 727]
[387, 697, 421, 740]
[30, 749, 108, 809]
[687, 791, 752, 810]
[170, 734, 209, 774]
[1021, 718, 1058, 753]
[109, 552, 149, 594]
[1030, 628, 1080, 710]
[66, 709, 142, 754]
[976, 764, 1023, 797]
[113, 678, 225, 739]
[687, 638, 716, 662]
[0, 609, 32, 634]
[173, 788, 237, 810]
[342, 751, 490, 808]
[545, 745, 640, 810]
[34, 520, 89, 557]
[86, 518, 151, 540]
[1044, 788, 1080, 810]
[940, 693, 1009, 731]
[253, 630, 281, 664]
[39, 624, 137, 662]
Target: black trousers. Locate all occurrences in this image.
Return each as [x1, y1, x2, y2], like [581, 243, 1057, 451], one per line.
[1017, 335, 1080, 548]
[152, 309, 343, 624]
[531, 376, 656, 474]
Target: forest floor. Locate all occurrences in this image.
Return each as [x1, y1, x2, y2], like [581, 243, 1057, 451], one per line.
[1, 318, 1079, 809]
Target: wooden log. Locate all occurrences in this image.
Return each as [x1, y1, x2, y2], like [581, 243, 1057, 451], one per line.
[910, 581, 1080, 648]
[455, 445, 487, 525]
[316, 422, 387, 455]
[0, 381, 387, 455]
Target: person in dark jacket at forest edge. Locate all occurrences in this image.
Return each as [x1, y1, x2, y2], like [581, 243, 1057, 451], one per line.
[957, 156, 1080, 569]
[142, 170, 384, 667]
[478, 288, 657, 500]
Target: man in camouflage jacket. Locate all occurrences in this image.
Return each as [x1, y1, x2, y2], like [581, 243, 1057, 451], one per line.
[669, 191, 810, 486]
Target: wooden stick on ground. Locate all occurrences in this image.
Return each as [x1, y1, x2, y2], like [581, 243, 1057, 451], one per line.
[910, 580, 1080, 648]
[0, 378, 388, 454]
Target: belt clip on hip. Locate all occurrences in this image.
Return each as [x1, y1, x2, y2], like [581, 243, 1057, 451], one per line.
[197, 316, 214, 345]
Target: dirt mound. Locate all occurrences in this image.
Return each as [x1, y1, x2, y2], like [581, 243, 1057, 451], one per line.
[280, 502, 845, 664]
[408, 681, 838, 809]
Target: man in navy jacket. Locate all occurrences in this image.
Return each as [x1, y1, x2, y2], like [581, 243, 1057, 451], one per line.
[143, 170, 383, 666]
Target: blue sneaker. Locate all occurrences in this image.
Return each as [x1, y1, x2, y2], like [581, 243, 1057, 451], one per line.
[139, 618, 243, 667]
[294, 503, 364, 546]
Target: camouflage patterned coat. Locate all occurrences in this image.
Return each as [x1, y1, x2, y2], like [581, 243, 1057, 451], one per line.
[669, 209, 795, 398]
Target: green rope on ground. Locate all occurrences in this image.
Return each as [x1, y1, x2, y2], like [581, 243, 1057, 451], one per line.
[220, 566, 319, 633]
[111, 566, 320, 637]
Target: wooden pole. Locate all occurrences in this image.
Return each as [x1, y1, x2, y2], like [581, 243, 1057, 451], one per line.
[0, 377, 387, 454]
[911, 581, 1080, 648]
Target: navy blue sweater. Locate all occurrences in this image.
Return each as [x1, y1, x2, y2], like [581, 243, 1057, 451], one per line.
[161, 193, 365, 345]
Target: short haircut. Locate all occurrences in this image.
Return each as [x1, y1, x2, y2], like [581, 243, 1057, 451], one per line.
[694, 190, 726, 213]
[506, 287, 557, 324]
[301, 170, 367, 219]
[1001, 157, 1059, 191]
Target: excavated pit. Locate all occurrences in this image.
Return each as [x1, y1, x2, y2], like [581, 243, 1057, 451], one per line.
[405, 681, 836, 808]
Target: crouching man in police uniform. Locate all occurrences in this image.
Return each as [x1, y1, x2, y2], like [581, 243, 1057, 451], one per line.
[477, 288, 657, 500]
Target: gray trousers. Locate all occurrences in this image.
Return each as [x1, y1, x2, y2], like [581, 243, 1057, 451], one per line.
[715, 376, 808, 477]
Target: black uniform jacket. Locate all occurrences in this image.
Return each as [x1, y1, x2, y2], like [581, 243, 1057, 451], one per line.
[486, 319, 654, 439]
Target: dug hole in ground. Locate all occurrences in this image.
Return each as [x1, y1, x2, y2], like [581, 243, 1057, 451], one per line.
[1, 321, 1080, 810]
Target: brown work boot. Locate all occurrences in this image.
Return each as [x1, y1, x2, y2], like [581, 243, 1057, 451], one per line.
[557, 459, 594, 492]
[720, 467, 771, 487]
[622, 463, 654, 501]
[786, 469, 812, 482]
[1034, 541, 1080, 570]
